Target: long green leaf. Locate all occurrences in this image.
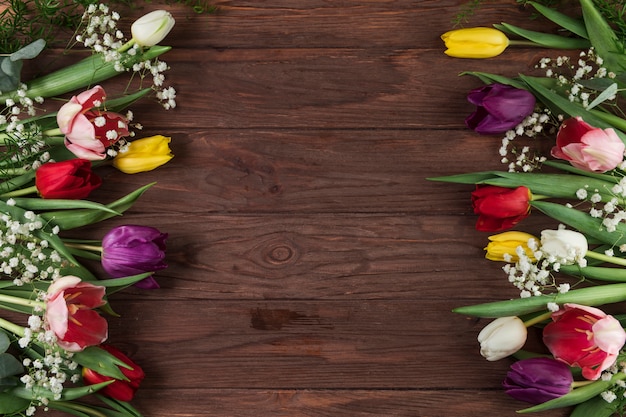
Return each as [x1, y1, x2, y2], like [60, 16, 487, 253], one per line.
[531, 200, 626, 247]
[9, 197, 120, 214]
[529, 1, 588, 38]
[494, 22, 590, 49]
[580, 0, 626, 74]
[453, 283, 626, 317]
[518, 374, 623, 413]
[40, 183, 155, 230]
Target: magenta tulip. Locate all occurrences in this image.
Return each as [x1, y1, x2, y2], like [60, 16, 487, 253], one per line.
[551, 116, 625, 173]
[503, 357, 573, 404]
[465, 83, 536, 134]
[543, 303, 626, 380]
[101, 225, 168, 289]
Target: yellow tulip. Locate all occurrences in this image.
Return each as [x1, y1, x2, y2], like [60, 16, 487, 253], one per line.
[441, 27, 509, 58]
[484, 231, 537, 262]
[113, 135, 173, 174]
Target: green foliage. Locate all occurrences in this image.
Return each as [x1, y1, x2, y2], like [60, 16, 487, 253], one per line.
[0, 0, 216, 54]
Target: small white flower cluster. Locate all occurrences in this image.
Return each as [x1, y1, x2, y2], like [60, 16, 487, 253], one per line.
[499, 108, 553, 172]
[0, 209, 62, 286]
[75, 4, 124, 64]
[2, 124, 53, 171]
[537, 48, 616, 108]
[575, 182, 626, 242]
[502, 237, 578, 298]
[599, 362, 626, 405]
[76, 3, 177, 109]
[1, 84, 44, 130]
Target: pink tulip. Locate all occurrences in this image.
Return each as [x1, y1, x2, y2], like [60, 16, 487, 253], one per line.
[543, 303, 626, 380]
[551, 117, 625, 173]
[45, 276, 108, 352]
[57, 85, 129, 160]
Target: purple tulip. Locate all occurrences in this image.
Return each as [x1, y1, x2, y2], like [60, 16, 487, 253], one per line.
[503, 357, 573, 404]
[465, 83, 536, 134]
[101, 225, 168, 289]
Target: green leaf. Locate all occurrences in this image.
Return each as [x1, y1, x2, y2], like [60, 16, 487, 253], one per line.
[0, 392, 29, 414]
[73, 346, 131, 380]
[570, 394, 617, 417]
[428, 171, 503, 184]
[494, 22, 590, 49]
[580, 0, 626, 74]
[10, 380, 114, 401]
[459, 71, 527, 89]
[453, 283, 626, 317]
[531, 200, 626, 246]
[560, 264, 626, 282]
[0, 353, 23, 379]
[9, 197, 121, 214]
[40, 183, 155, 230]
[519, 74, 626, 140]
[586, 82, 618, 110]
[0, 330, 8, 353]
[529, 1, 588, 39]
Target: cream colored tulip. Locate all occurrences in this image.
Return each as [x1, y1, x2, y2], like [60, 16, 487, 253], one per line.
[131, 10, 175, 47]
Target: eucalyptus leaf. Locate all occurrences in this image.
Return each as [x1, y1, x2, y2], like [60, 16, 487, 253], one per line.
[0, 330, 8, 353]
[0, 392, 29, 414]
[9, 39, 45, 61]
[0, 353, 23, 379]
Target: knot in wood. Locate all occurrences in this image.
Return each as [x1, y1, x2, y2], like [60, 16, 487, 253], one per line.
[262, 238, 299, 267]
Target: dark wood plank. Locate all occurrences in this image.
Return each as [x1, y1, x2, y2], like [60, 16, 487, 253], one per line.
[74, 213, 553, 301]
[88, 128, 551, 215]
[129, 388, 569, 417]
[12, 1, 588, 416]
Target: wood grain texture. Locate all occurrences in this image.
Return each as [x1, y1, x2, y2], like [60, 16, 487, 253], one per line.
[32, 0, 578, 416]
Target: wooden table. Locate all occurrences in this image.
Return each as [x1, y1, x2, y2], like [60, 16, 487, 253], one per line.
[40, 1, 574, 416]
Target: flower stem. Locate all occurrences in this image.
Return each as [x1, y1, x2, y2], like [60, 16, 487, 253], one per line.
[0, 293, 46, 310]
[586, 250, 626, 267]
[0, 317, 25, 337]
[64, 242, 103, 253]
[0, 185, 37, 198]
[523, 311, 552, 327]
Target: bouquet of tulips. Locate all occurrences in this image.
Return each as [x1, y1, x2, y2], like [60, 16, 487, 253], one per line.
[435, 0, 626, 415]
[0, 3, 177, 416]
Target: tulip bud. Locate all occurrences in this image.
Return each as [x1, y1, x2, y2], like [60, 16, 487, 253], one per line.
[540, 229, 588, 266]
[131, 10, 176, 47]
[113, 135, 174, 174]
[477, 316, 527, 361]
[485, 231, 538, 262]
[465, 83, 536, 135]
[503, 357, 573, 404]
[441, 27, 509, 59]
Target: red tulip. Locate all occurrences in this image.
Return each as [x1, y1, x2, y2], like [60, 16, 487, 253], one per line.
[543, 303, 626, 380]
[471, 185, 531, 231]
[45, 276, 108, 352]
[551, 117, 625, 173]
[57, 85, 129, 160]
[35, 159, 101, 199]
[82, 345, 145, 401]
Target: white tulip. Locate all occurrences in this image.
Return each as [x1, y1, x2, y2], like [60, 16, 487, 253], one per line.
[477, 316, 527, 361]
[131, 10, 176, 47]
[540, 229, 588, 265]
